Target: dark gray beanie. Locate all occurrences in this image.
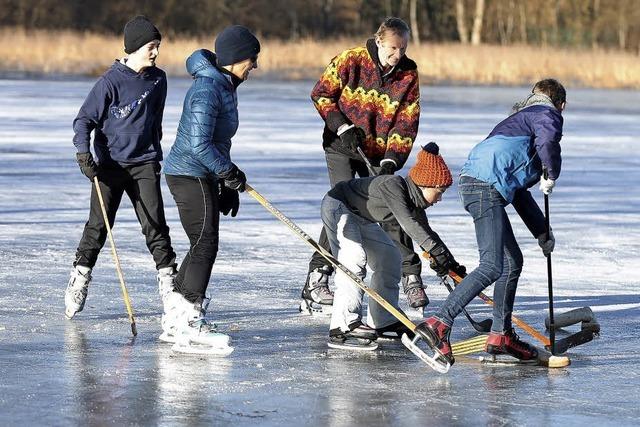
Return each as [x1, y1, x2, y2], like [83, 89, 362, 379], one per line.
[214, 25, 261, 66]
[124, 16, 162, 54]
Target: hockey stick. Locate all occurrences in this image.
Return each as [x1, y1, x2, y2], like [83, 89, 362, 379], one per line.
[93, 177, 137, 337]
[246, 184, 450, 372]
[543, 168, 556, 354]
[356, 147, 376, 176]
[439, 276, 492, 333]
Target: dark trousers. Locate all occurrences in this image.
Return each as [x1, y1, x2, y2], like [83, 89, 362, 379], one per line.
[165, 175, 220, 304]
[74, 162, 176, 270]
[308, 148, 422, 276]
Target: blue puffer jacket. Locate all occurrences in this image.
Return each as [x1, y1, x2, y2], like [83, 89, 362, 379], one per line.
[164, 49, 238, 177]
[461, 104, 563, 203]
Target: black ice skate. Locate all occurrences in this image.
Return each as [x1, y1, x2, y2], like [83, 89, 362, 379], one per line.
[299, 266, 333, 316]
[328, 321, 378, 351]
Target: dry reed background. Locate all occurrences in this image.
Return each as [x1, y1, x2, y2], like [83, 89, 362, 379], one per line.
[1, 28, 639, 88]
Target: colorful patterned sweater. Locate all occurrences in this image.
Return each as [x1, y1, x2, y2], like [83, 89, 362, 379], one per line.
[311, 38, 420, 168]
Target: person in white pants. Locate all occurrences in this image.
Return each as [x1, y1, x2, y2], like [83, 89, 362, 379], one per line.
[321, 142, 466, 350]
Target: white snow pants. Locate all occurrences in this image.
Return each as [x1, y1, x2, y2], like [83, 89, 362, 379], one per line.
[321, 195, 402, 332]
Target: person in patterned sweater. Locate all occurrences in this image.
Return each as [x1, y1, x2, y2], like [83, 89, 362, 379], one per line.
[301, 17, 429, 317]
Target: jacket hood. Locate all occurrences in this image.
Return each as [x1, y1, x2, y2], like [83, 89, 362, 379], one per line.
[113, 59, 158, 77]
[186, 49, 222, 79]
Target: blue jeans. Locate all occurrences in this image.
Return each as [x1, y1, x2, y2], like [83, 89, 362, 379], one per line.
[435, 176, 523, 332]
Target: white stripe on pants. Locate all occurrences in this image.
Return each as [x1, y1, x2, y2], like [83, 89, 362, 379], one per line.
[321, 195, 402, 332]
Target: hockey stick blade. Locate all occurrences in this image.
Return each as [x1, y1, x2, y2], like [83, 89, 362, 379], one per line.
[440, 277, 492, 333]
[401, 333, 451, 374]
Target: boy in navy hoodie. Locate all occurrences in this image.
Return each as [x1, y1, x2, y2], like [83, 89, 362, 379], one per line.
[418, 79, 566, 368]
[65, 16, 176, 319]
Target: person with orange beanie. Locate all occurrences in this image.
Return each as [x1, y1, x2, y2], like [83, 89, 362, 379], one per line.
[320, 142, 465, 350]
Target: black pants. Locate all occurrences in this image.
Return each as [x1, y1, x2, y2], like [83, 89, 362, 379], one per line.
[308, 148, 422, 276]
[165, 175, 220, 304]
[75, 162, 176, 270]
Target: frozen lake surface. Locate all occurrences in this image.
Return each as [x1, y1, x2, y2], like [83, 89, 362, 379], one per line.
[0, 78, 639, 426]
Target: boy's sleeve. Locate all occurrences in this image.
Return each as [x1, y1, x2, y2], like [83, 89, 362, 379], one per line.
[532, 109, 563, 180]
[310, 52, 351, 133]
[512, 188, 546, 238]
[378, 178, 442, 251]
[72, 77, 111, 153]
[384, 73, 420, 169]
[156, 75, 167, 143]
[188, 90, 234, 176]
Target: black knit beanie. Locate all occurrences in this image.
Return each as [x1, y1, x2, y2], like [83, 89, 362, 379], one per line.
[124, 16, 162, 54]
[214, 25, 261, 66]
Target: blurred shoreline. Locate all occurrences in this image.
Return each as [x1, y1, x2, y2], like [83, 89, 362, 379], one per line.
[1, 28, 639, 89]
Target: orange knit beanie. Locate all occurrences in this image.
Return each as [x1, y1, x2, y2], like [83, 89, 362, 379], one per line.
[408, 142, 452, 187]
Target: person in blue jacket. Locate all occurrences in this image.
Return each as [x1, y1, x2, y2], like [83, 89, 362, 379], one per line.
[159, 25, 260, 352]
[65, 16, 177, 320]
[418, 79, 566, 368]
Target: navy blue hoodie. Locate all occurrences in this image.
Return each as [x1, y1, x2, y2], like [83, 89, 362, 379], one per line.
[72, 60, 167, 165]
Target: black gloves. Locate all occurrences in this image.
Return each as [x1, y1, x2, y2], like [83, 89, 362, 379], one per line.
[428, 242, 466, 277]
[220, 164, 247, 192]
[331, 126, 365, 158]
[76, 152, 99, 181]
[378, 162, 396, 175]
[218, 184, 239, 217]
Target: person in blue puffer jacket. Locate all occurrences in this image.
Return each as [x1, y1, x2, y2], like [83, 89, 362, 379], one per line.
[417, 79, 566, 368]
[160, 25, 260, 352]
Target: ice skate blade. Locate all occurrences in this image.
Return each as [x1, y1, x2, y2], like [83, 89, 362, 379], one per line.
[327, 340, 379, 351]
[158, 332, 175, 343]
[171, 341, 234, 356]
[401, 333, 450, 374]
[479, 354, 538, 366]
[299, 300, 332, 316]
[64, 309, 77, 320]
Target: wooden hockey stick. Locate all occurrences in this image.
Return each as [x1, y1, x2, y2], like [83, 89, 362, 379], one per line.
[94, 177, 137, 336]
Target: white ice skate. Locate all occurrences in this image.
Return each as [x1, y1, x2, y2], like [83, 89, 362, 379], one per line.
[161, 293, 233, 356]
[64, 266, 92, 319]
[159, 291, 183, 343]
[172, 318, 234, 356]
[157, 266, 176, 304]
[159, 292, 213, 343]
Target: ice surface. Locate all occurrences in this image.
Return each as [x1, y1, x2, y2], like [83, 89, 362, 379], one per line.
[0, 78, 639, 426]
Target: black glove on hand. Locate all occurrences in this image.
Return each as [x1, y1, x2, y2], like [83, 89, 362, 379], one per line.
[76, 152, 99, 181]
[378, 162, 396, 175]
[332, 127, 365, 157]
[450, 263, 467, 278]
[220, 164, 247, 192]
[218, 184, 240, 217]
[428, 243, 459, 277]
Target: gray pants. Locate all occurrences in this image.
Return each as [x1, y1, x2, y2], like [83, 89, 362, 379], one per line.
[322, 195, 402, 332]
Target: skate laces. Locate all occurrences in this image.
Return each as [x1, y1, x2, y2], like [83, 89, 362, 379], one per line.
[189, 318, 218, 333]
[505, 329, 532, 352]
[67, 275, 89, 303]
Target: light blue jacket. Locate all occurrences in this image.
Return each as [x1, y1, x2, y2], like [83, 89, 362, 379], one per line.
[461, 104, 563, 203]
[164, 49, 238, 177]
